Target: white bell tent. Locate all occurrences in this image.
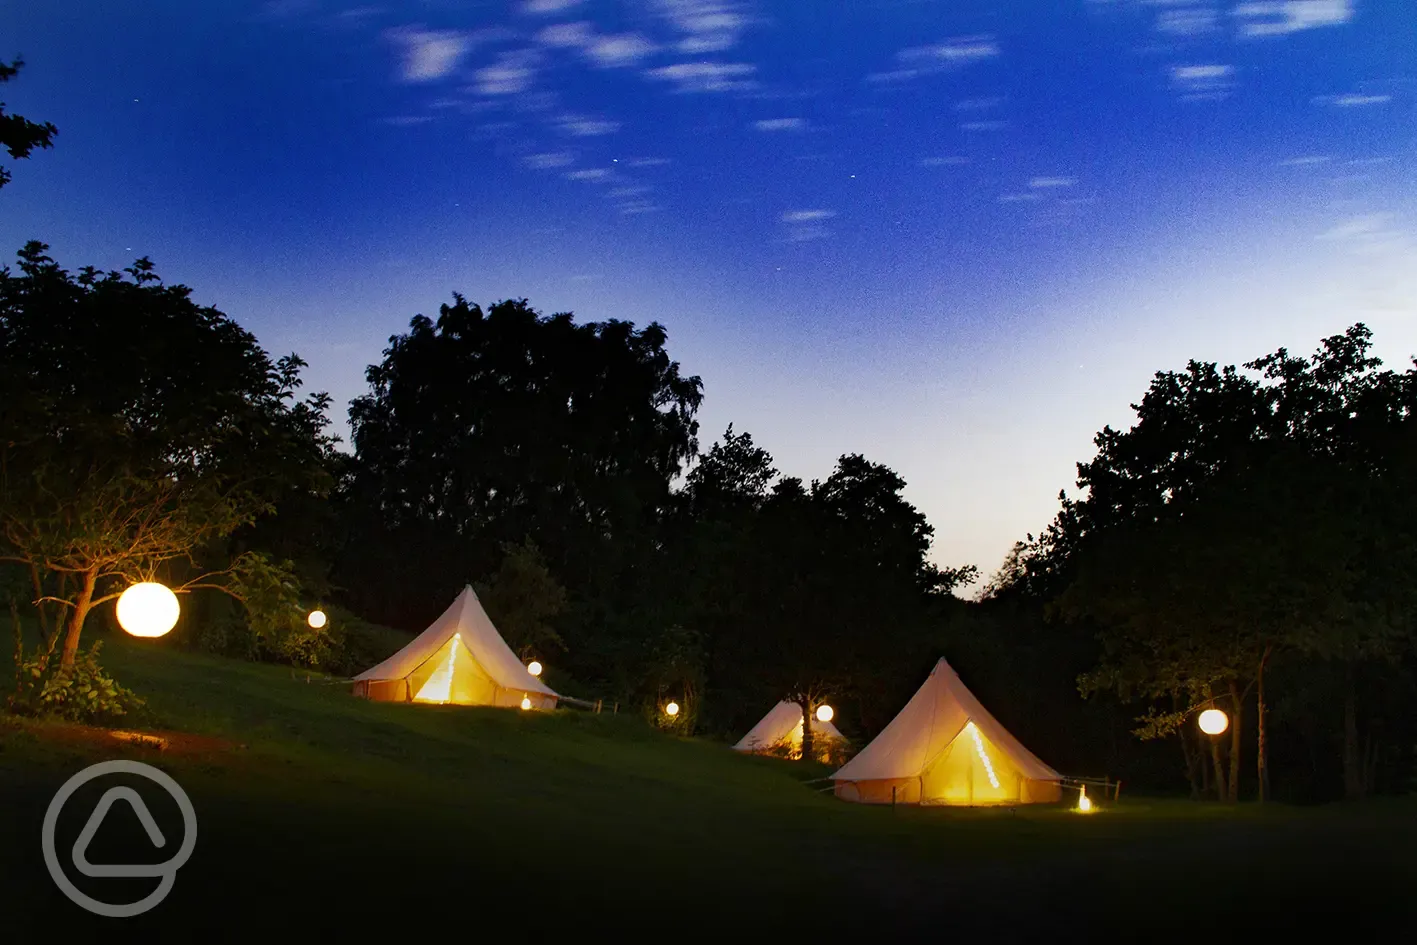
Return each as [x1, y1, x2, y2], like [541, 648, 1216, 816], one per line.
[351, 585, 558, 709]
[830, 658, 1062, 805]
[732, 700, 847, 760]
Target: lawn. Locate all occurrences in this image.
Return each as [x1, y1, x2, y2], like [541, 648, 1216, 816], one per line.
[1, 629, 1412, 939]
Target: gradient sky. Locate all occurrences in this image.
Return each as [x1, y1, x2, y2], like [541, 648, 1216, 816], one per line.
[4, 0, 1415, 591]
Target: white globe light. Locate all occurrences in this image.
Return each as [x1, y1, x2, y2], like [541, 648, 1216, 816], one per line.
[665, 701, 680, 717]
[1198, 708, 1229, 736]
[520, 696, 532, 711]
[115, 582, 180, 639]
[307, 610, 327, 629]
[527, 660, 543, 677]
[815, 704, 834, 723]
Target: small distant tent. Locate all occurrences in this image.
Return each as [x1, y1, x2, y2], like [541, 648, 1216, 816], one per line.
[830, 658, 1061, 806]
[351, 585, 558, 710]
[733, 700, 847, 761]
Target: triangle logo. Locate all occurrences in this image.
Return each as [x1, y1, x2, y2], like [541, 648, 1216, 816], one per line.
[71, 786, 171, 879]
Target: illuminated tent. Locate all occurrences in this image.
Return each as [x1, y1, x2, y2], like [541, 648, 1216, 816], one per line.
[732, 700, 847, 761]
[830, 658, 1061, 806]
[351, 585, 558, 709]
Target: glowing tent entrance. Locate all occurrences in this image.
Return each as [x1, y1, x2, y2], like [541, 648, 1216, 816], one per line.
[351, 585, 558, 710]
[830, 658, 1062, 806]
[732, 700, 848, 761]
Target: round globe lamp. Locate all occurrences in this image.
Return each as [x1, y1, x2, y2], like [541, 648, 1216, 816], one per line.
[665, 701, 680, 717]
[527, 660, 543, 677]
[307, 609, 328, 629]
[815, 704, 834, 723]
[1198, 708, 1229, 736]
[116, 582, 180, 639]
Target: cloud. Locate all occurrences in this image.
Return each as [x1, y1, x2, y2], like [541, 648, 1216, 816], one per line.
[555, 114, 621, 135]
[919, 156, 969, 167]
[1234, 0, 1353, 37]
[565, 168, 613, 181]
[1170, 63, 1236, 99]
[626, 157, 671, 167]
[537, 21, 594, 47]
[998, 193, 1042, 203]
[520, 0, 585, 13]
[586, 34, 658, 67]
[1029, 176, 1075, 188]
[781, 209, 835, 223]
[473, 50, 541, 95]
[525, 151, 575, 169]
[1278, 155, 1330, 166]
[651, 0, 750, 54]
[1315, 93, 1392, 107]
[644, 61, 757, 93]
[382, 115, 433, 126]
[754, 117, 807, 131]
[1319, 212, 1397, 241]
[618, 201, 662, 215]
[869, 35, 999, 82]
[385, 26, 473, 82]
[960, 120, 1007, 131]
[953, 97, 1003, 111]
[1156, 6, 1219, 35]
[610, 185, 653, 197]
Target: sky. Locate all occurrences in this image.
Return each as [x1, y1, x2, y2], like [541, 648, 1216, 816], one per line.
[3, 0, 1416, 592]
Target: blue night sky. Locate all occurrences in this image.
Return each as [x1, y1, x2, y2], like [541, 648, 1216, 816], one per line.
[4, 0, 1415, 590]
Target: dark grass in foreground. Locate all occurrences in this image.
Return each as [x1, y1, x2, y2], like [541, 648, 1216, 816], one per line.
[1, 632, 1413, 939]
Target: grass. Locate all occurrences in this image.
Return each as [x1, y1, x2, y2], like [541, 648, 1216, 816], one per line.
[2, 628, 1414, 938]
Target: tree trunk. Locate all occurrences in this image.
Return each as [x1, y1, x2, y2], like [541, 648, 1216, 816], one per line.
[1210, 733, 1227, 802]
[798, 696, 814, 762]
[29, 563, 51, 644]
[1226, 681, 1243, 804]
[1180, 726, 1202, 800]
[1342, 663, 1365, 800]
[59, 567, 98, 669]
[1256, 648, 1270, 803]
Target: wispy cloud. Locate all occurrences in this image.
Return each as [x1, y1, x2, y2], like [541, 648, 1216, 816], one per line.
[651, 0, 751, 54]
[1170, 63, 1236, 99]
[998, 193, 1042, 203]
[1234, 0, 1353, 37]
[919, 156, 969, 167]
[1318, 212, 1398, 241]
[586, 34, 658, 67]
[554, 114, 621, 136]
[610, 185, 653, 197]
[1315, 93, 1392, 107]
[778, 208, 835, 242]
[473, 50, 542, 95]
[382, 115, 433, 126]
[644, 61, 757, 93]
[385, 26, 474, 82]
[1029, 176, 1076, 188]
[1156, 6, 1219, 36]
[626, 157, 671, 167]
[618, 201, 662, 215]
[868, 35, 1000, 83]
[565, 168, 613, 181]
[781, 209, 835, 223]
[960, 120, 1007, 131]
[520, 0, 585, 14]
[1278, 155, 1331, 166]
[525, 151, 575, 169]
[537, 21, 594, 47]
[953, 97, 1003, 111]
[754, 117, 807, 132]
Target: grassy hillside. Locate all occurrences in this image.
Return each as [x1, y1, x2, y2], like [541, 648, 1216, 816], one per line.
[2, 628, 1413, 938]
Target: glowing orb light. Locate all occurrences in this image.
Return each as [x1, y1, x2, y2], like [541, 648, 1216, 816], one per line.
[527, 660, 543, 677]
[815, 704, 834, 723]
[520, 696, 532, 711]
[307, 609, 327, 629]
[1198, 708, 1229, 736]
[665, 701, 680, 717]
[1077, 787, 1094, 813]
[115, 582, 180, 638]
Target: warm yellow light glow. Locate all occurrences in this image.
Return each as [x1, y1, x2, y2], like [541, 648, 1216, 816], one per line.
[966, 721, 1001, 789]
[527, 660, 543, 677]
[520, 696, 532, 711]
[665, 701, 680, 717]
[815, 704, 834, 723]
[414, 632, 460, 703]
[307, 609, 327, 629]
[115, 582, 180, 638]
[1077, 787, 1094, 813]
[1198, 708, 1229, 736]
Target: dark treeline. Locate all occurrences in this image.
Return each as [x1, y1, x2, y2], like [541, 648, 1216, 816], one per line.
[3, 245, 1415, 803]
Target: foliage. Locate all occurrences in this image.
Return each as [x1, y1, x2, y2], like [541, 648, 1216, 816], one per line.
[474, 539, 568, 659]
[8, 619, 145, 724]
[0, 242, 338, 666]
[0, 59, 57, 190]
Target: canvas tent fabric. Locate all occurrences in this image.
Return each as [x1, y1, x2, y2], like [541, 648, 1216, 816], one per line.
[830, 658, 1062, 806]
[351, 585, 558, 709]
[733, 700, 847, 759]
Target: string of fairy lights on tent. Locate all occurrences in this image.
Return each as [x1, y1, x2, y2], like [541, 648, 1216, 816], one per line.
[966, 721, 1001, 789]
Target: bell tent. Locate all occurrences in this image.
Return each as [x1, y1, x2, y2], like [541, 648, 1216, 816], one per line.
[830, 658, 1061, 806]
[351, 585, 559, 710]
[732, 700, 847, 760]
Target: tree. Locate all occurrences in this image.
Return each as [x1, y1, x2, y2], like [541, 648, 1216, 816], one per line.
[0, 243, 337, 668]
[1, 59, 57, 190]
[341, 296, 703, 633]
[474, 538, 568, 660]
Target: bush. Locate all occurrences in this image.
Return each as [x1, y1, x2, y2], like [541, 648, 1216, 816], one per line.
[8, 640, 146, 725]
